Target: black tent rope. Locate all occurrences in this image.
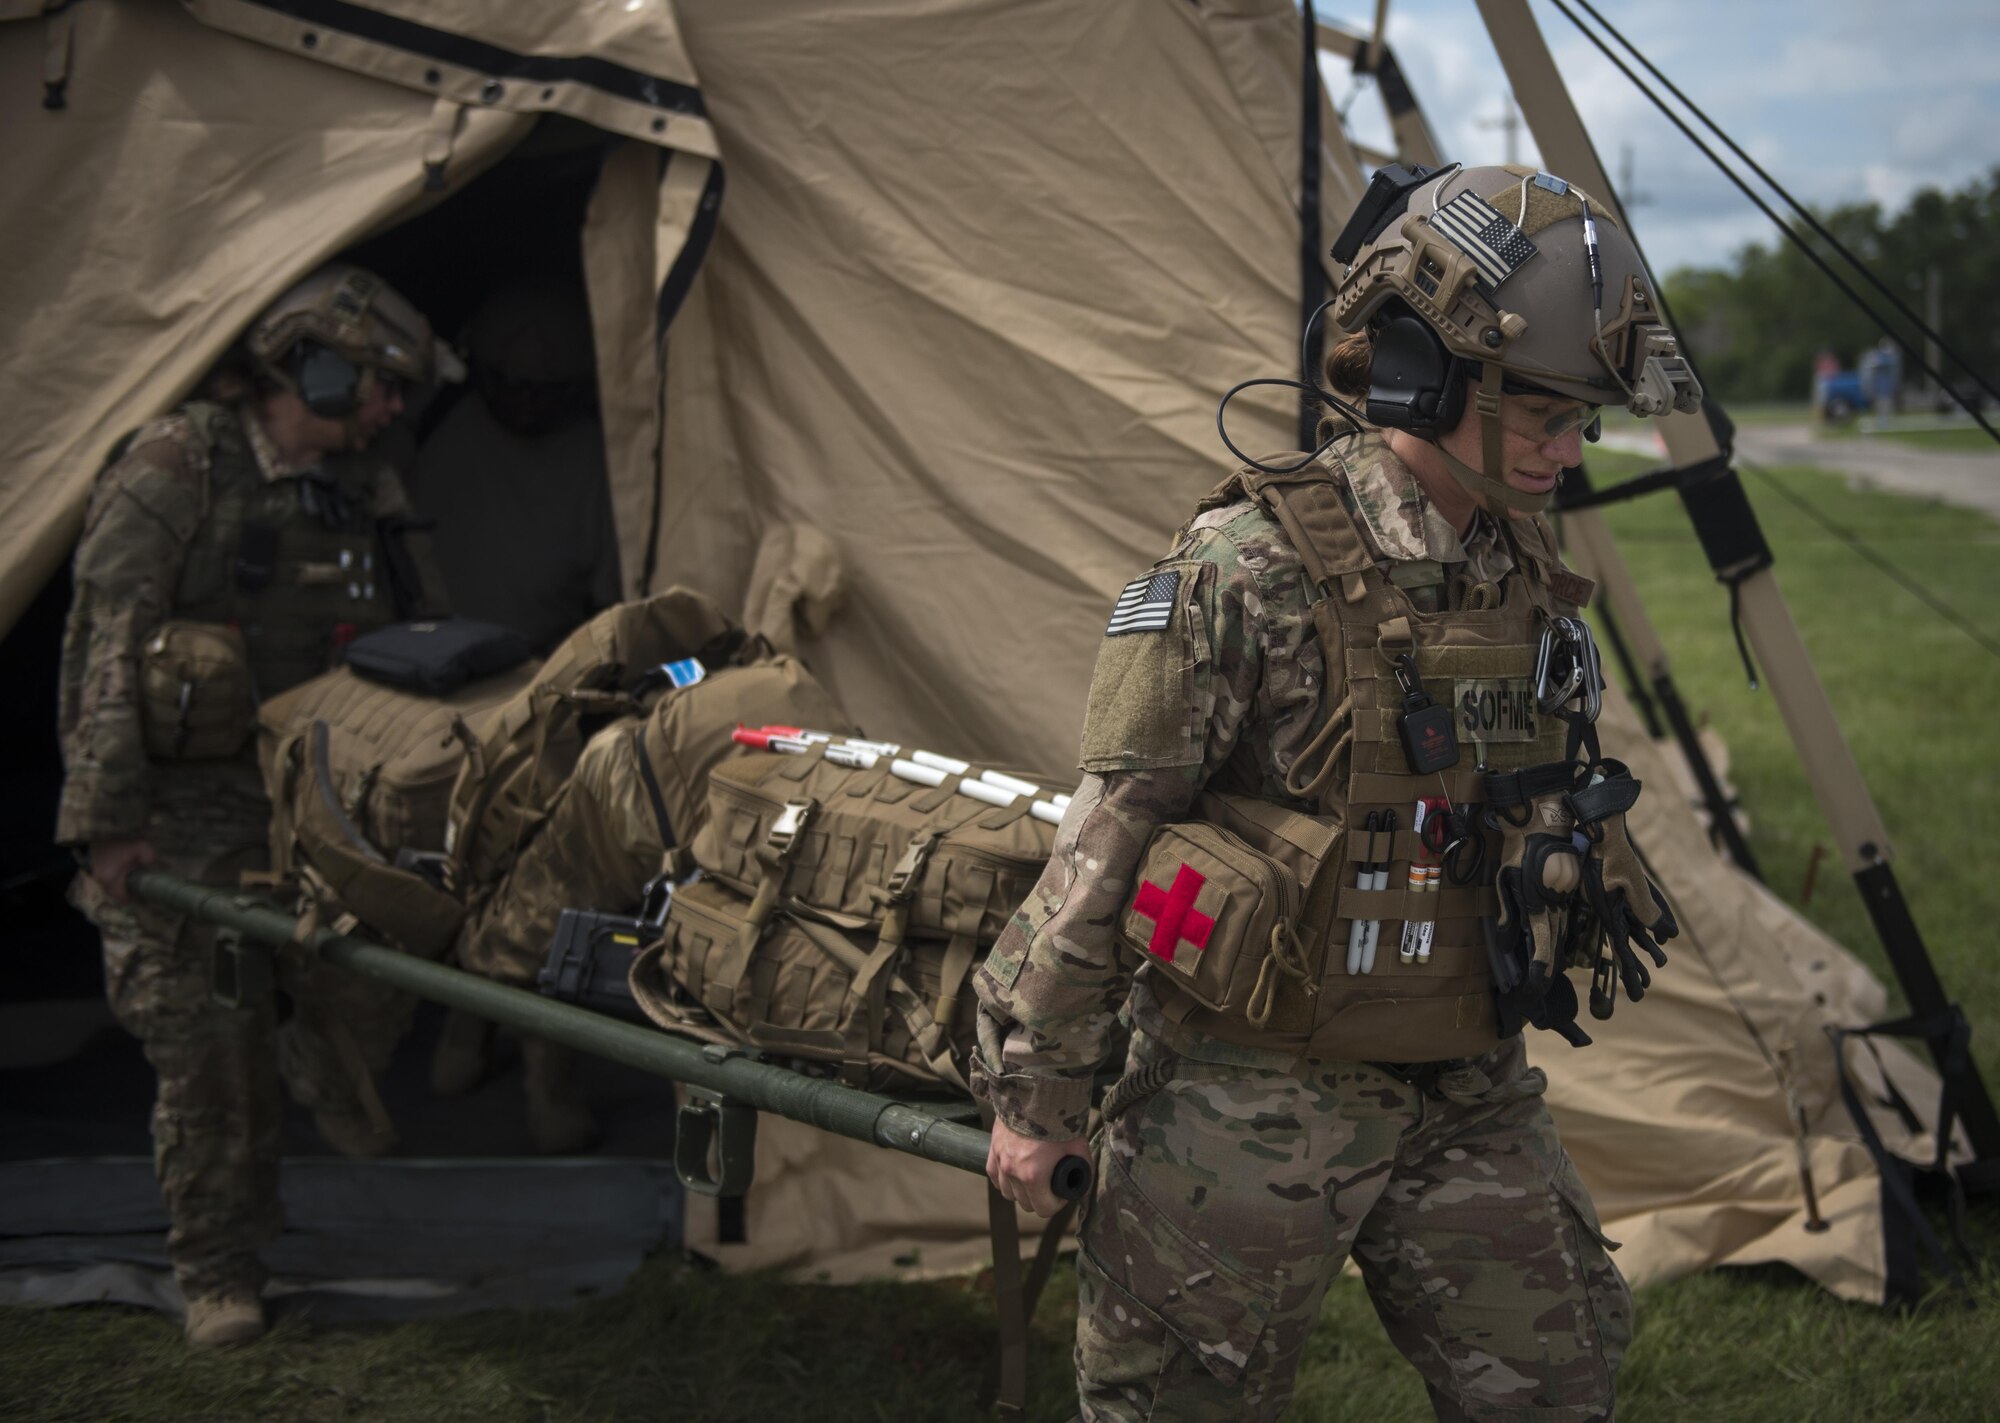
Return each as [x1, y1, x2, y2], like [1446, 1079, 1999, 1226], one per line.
[1546, 0, 2000, 448]
[1573, 0, 2000, 413]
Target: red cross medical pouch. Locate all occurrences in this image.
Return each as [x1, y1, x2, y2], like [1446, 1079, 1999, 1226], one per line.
[1118, 793, 1340, 1031]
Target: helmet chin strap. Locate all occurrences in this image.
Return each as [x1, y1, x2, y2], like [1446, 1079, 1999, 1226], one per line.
[1431, 361, 1552, 517]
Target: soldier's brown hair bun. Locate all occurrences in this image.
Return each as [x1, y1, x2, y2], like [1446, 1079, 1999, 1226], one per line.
[1323, 330, 1373, 398]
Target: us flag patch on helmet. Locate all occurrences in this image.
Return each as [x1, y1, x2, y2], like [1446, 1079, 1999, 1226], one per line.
[1105, 570, 1180, 636]
[1430, 191, 1537, 289]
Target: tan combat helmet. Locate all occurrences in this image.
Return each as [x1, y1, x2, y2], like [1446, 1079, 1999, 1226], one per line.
[245, 263, 452, 415]
[1330, 163, 1701, 515]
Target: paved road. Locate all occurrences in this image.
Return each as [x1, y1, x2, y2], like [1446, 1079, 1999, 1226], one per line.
[1596, 422, 2000, 522]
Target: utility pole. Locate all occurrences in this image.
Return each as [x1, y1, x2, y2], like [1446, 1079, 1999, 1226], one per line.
[1924, 263, 1942, 406]
[1479, 90, 1522, 165]
[1618, 142, 1652, 212]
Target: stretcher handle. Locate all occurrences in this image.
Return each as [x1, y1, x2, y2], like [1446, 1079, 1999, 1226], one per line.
[1051, 1153, 1093, 1201]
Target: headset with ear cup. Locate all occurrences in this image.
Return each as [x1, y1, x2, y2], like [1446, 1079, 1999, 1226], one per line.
[292, 340, 362, 419]
[1363, 305, 1467, 440]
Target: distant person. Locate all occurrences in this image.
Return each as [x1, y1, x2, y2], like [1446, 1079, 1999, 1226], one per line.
[1811, 346, 1839, 419]
[414, 281, 621, 652]
[1867, 335, 1902, 417]
[58, 265, 449, 1347]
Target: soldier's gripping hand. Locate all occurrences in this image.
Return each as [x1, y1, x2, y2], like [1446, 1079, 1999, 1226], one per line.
[87, 837, 159, 903]
[987, 1117, 1089, 1220]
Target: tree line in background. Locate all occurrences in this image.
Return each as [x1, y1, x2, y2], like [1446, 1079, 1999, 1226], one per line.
[1662, 167, 2000, 406]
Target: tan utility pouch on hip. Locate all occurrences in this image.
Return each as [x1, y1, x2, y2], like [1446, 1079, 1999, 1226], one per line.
[141, 620, 254, 761]
[631, 876, 978, 1093]
[1118, 792, 1340, 1036]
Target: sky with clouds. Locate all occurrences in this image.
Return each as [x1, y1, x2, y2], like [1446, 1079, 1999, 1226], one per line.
[1322, 0, 2000, 275]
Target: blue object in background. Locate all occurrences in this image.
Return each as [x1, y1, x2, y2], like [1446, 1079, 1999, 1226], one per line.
[1819, 370, 1867, 419]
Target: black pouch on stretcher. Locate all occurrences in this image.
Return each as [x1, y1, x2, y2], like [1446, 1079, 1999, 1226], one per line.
[629, 746, 1062, 1091]
[344, 616, 533, 696]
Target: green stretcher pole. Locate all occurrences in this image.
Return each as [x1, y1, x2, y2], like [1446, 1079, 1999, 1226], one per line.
[128, 868, 1091, 1201]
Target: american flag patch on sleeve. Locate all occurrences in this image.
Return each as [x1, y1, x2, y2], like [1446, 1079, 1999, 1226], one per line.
[1430, 191, 1538, 289]
[1105, 570, 1181, 636]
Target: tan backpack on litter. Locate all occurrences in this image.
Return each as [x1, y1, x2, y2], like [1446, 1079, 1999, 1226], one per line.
[630, 746, 1063, 1091]
[457, 655, 859, 986]
[442, 589, 756, 903]
[258, 588, 759, 954]
[257, 662, 535, 955]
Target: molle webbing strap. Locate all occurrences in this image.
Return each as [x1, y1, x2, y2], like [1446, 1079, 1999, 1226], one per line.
[726, 796, 818, 1008]
[1240, 470, 1387, 814]
[850, 930, 905, 1064]
[1481, 759, 1577, 811]
[1346, 643, 1538, 681]
[934, 863, 993, 1034]
[1567, 761, 1640, 824]
[630, 726, 675, 846]
[983, 1131, 1029, 1416]
[1240, 472, 1376, 601]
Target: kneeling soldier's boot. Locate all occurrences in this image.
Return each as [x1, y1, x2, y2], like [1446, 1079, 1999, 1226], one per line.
[184, 1286, 266, 1348]
[522, 1036, 598, 1154]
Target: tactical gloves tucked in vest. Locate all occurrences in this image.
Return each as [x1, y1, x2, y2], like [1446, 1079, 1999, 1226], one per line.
[1483, 758, 1676, 1046]
[1567, 760, 1677, 1019]
[1486, 763, 1587, 979]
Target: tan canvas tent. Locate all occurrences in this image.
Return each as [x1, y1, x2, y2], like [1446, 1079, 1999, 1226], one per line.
[0, 0, 1961, 1306]
[0, 0, 719, 635]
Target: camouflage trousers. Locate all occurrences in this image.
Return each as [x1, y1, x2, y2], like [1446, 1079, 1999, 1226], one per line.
[459, 716, 660, 986]
[75, 766, 281, 1300]
[1075, 1030, 1630, 1423]
[77, 765, 403, 1296]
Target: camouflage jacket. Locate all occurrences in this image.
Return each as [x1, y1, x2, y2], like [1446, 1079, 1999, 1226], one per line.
[970, 432, 1530, 1140]
[56, 403, 420, 846]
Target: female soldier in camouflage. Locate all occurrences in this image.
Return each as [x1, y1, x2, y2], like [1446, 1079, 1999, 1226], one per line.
[58, 264, 447, 1346]
[974, 166, 1695, 1421]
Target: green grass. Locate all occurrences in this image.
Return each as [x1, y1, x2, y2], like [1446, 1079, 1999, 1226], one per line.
[0, 1259, 1088, 1423]
[6, 457, 1999, 1421]
[1576, 450, 2000, 1090]
[1818, 422, 2000, 454]
[1601, 401, 1809, 435]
